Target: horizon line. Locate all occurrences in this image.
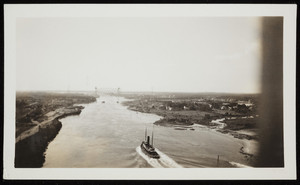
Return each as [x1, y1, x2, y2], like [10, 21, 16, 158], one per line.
[15, 89, 261, 95]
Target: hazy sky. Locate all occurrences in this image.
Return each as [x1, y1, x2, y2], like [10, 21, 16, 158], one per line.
[16, 17, 262, 93]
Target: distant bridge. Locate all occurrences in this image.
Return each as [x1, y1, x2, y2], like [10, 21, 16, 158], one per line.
[64, 87, 121, 96]
[95, 87, 121, 94]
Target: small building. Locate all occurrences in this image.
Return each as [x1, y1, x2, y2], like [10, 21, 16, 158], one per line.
[159, 105, 165, 110]
[221, 106, 228, 110]
[166, 106, 172, 111]
[238, 100, 253, 107]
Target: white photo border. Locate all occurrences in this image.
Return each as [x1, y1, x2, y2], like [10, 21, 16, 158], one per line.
[3, 4, 297, 180]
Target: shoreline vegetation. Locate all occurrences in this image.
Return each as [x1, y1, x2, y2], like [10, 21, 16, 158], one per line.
[121, 92, 260, 165]
[15, 92, 97, 167]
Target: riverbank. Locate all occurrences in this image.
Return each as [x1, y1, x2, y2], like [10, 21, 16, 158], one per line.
[216, 117, 258, 140]
[15, 106, 85, 167]
[15, 92, 97, 167]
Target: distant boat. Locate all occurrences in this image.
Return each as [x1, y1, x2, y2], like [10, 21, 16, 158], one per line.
[140, 128, 160, 159]
[102, 101, 105, 103]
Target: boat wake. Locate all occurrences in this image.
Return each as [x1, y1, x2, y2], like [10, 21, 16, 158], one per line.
[136, 146, 183, 168]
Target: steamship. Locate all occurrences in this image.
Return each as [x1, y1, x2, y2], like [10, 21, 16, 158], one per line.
[141, 128, 160, 159]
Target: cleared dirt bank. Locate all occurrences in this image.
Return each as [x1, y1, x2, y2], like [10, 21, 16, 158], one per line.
[15, 108, 84, 168]
[15, 92, 97, 168]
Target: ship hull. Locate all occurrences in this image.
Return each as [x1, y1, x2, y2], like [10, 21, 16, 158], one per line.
[140, 142, 160, 159]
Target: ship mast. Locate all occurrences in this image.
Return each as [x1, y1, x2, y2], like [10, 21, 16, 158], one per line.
[151, 131, 154, 146]
[151, 124, 154, 146]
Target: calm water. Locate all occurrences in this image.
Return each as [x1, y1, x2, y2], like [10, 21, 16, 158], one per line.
[43, 96, 249, 168]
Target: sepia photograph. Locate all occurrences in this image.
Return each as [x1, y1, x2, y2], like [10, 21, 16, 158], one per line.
[3, 4, 297, 179]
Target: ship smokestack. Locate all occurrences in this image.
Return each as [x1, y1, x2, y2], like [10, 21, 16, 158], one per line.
[147, 136, 150, 145]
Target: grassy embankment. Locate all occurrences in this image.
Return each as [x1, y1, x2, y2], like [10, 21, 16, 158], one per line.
[218, 117, 258, 140]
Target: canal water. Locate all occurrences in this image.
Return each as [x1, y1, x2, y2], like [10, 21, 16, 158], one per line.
[43, 96, 250, 168]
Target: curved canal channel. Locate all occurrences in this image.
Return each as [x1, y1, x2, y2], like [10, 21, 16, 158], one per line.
[43, 96, 253, 168]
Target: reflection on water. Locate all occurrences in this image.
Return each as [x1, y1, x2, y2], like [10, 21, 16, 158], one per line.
[43, 96, 249, 168]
